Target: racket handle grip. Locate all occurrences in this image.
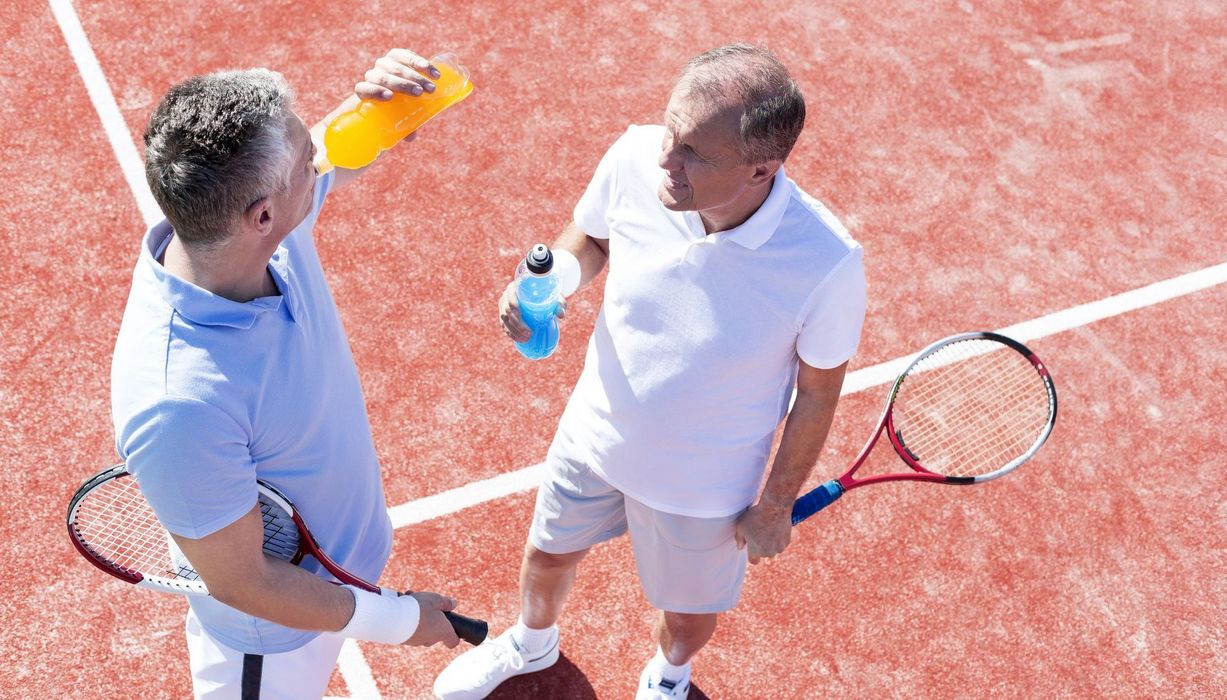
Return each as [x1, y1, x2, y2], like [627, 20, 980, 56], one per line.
[445, 611, 489, 645]
[791, 480, 845, 526]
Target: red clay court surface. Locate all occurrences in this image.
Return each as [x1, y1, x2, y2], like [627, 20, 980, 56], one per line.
[3, 1, 1225, 698]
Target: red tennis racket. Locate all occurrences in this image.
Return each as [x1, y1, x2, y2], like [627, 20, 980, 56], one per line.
[792, 331, 1057, 524]
[67, 464, 488, 645]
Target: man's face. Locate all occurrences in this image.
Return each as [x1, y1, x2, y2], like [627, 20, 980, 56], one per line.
[269, 114, 317, 239]
[656, 83, 757, 218]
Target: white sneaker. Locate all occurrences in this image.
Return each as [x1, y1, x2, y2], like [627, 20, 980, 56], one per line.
[636, 661, 691, 699]
[433, 626, 560, 700]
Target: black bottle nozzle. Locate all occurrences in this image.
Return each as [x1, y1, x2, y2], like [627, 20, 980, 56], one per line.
[525, 244, 553, 274]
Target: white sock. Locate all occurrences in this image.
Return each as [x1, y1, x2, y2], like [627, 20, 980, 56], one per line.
[650, 647, 691, 681]
[513, 617, 555, 653]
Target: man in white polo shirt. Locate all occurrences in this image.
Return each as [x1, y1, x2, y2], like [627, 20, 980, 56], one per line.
[112, 50, 465, 699]
[435, 44, 866, 699]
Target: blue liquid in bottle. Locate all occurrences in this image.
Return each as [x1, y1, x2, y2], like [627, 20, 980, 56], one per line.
[514, 244, 561, 360]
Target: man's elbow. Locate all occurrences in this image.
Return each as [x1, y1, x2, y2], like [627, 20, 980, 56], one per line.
[197, 561, 272, 610]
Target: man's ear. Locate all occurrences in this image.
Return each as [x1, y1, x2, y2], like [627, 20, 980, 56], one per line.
[750, 160, 782, 187]
[244, 197, 275, 238]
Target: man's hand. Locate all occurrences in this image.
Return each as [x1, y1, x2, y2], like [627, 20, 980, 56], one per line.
[402, 591, 461, 648]
[355, 48, 441, 102]
[734, 501, 793, 565]
[314, 48, 441, 187]
[498, 280, 566, 343]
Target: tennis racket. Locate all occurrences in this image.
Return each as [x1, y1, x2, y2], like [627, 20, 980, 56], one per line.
[67, 464, 488, 645]
[792, 331, 1057, 524]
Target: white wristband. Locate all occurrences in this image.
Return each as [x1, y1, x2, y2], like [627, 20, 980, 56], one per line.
[551, 248, 581, 297]
[338, 585, 420, 644]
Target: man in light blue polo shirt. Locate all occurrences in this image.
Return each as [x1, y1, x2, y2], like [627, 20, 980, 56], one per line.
[112, 49, 463, 698]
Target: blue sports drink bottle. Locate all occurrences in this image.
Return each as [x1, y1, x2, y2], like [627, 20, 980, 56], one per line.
[513, 244, 561, 360]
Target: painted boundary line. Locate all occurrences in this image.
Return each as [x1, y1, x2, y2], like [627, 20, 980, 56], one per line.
[50, 0, 161, 228]
[389, 260, 1227, 529]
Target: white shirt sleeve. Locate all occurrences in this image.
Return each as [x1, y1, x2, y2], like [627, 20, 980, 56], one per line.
[796, 247, 867, 369]
[572, 131, 629, 240]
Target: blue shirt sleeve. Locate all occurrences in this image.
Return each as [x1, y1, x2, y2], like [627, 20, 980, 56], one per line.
[119, 396, 258, 539]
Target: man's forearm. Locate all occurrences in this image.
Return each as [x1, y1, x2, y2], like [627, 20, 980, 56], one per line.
[172, 507, 356, 633]
[758, 362, 848, 511]
[212, 556, 356, 633]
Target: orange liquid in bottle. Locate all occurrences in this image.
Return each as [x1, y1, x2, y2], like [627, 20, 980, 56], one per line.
[322, 53, 474, 170]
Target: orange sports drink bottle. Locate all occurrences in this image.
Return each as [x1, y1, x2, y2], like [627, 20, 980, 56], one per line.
[320, 52, 473, 171]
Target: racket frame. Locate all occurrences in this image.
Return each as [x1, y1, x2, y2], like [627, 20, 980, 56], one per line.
[67, 464, 490, 644]
[792, 331, 1057, 525]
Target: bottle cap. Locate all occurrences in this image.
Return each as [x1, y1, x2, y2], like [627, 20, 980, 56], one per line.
[525, 244, 553, 274]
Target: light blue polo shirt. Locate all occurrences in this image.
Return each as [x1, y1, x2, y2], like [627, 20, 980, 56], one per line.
[111, 170, 393, 654]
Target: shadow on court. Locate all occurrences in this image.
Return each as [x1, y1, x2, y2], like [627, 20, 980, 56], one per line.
[486, 651, 713, 699]
[487, 652, 596, 699]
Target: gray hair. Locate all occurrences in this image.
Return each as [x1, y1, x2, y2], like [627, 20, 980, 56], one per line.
[680, 44, 806, 165]
[143, 69, 296, 247]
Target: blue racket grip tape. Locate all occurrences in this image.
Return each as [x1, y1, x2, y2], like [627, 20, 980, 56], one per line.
[791, 480, 845, 525]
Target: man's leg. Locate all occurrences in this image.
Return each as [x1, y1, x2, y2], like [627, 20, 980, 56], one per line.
[655, 610, 718, 665]
[434, 455, 628, 699]
[520, 543, 589, 629]
[625, 498, 748, 699]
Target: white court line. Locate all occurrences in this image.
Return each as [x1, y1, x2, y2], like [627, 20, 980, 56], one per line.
[50, 0, 161, 228]
[327, 640, 381, 700]
[389, 260, 1227, 528]
[1045, 32, 1133, 55]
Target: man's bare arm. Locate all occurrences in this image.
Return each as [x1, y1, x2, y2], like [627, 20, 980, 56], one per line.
[735, 360, 848, 563]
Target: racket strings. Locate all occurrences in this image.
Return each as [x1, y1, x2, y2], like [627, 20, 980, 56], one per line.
[894, 339, 1052, 477]
[259, 496, 300, 560]
[71, 476, 198, 580]
[73, 478, 306, 584]
[901, 350, 1042, 472]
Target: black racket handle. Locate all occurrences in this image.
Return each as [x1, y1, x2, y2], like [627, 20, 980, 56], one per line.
[445, 611, 489, 645]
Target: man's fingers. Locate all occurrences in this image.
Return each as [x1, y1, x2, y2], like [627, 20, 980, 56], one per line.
[442, 620, 461, 648]
[354, 80, 394, 101]
[386, 49, 441, 79]
[499, 286, 531, 341]
[372, 58, 437, 93]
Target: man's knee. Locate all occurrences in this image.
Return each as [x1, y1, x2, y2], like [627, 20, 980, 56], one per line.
[523, 543, 588, 571]
[661, 611, 718, 636]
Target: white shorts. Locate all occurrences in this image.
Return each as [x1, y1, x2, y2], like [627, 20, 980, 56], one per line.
[528, 455, 748, 614]
[185, 608, 344, 700]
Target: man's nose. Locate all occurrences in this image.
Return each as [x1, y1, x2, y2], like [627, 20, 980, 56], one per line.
[658, 146, 683, 173]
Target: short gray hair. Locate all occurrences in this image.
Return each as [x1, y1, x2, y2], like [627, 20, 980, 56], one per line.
[680, 44, 806, 165]
[143, 69, 296, 247]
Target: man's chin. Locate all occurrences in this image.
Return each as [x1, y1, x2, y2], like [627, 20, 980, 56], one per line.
[657, 182, 691, 211]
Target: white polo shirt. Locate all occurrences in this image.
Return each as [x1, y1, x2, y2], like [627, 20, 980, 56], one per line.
[550, 125, 866, 518]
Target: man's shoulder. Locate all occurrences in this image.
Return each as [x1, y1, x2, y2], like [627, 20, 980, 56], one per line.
[605, 124, 663, 164]
[779, 182, 862, 259]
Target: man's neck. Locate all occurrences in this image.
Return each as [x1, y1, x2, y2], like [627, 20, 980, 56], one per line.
[161, 235, 279, 303]
[698, 177, 774, 235]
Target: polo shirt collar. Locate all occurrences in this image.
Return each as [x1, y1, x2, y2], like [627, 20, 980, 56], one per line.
[716, 166, 792, 250]
[141, 220, 294, 329]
